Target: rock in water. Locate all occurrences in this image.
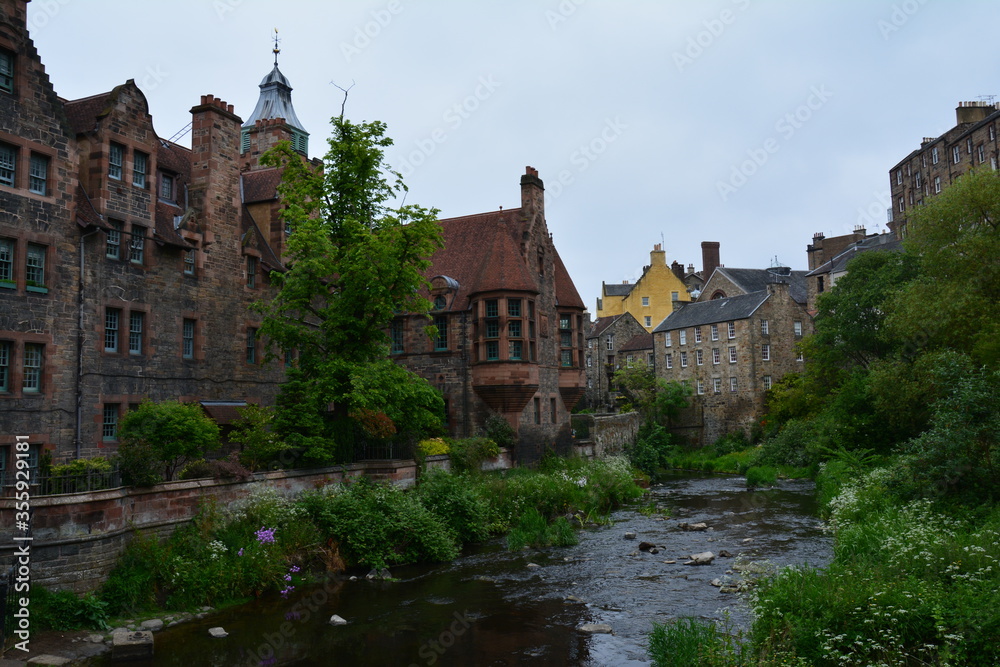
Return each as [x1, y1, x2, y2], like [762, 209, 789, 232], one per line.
[679, 522, 709, 531]
[623, 532, 636, 540]
[208, 627, 228, 638]
[638, 541, 655, 552]
[577, 623, 613, 634]
[329, 615, 348, 626]
[684, 551, 716, 566]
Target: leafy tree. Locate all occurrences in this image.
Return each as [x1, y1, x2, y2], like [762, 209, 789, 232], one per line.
[118, 401, 220, 482]
[613, 364, 690, 426]
[230, 404, 289, 471]
[254, 115, 445, 462]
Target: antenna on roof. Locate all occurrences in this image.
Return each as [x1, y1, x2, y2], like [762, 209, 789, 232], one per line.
[273, 28, 281, 66]
[977, 94, 996, 104]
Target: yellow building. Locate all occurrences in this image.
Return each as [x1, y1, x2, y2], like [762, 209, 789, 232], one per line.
[596, 244, 693, 331]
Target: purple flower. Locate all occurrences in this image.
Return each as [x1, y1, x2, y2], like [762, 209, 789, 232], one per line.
[284, 574, 292, 581]
[289, 565, 300, 573]
[237, 548, 244, 557]
[255, 526, 276, 545]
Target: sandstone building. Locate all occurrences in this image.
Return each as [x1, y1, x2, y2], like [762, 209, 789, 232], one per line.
[583, 312, 647, 411]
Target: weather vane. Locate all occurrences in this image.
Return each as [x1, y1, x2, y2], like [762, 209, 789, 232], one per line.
[273, 28, 281, 66]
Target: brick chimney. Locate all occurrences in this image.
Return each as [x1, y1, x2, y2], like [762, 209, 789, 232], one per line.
[956, 100, 997, 125]
[520, 166, 545, 221]
[671, 260, 684, 281]
[189, 95, 243, 237]
[701, 241, 720, 280]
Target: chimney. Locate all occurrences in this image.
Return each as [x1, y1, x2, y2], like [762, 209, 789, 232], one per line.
[687, 263, 695, 274]
[956, 100, 996, 125]
[190, 95, 243, 235]
[650, 244, 666, 266]
[520, 166, 545, 221]
[671, 260, 684, 281]
[701, 241, 720, 280]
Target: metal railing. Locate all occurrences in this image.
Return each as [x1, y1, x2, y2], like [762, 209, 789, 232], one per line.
[0, 466, 121, 497]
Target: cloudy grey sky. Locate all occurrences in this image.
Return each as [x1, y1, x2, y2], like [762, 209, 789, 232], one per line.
[28, 0, 1000, 311]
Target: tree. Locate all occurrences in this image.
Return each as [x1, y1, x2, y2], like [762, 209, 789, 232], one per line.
[118, 401, 220, 482]
[613, 363, 690, 426]
[254, 115, 445, 463]
[230, 404, 289, 471]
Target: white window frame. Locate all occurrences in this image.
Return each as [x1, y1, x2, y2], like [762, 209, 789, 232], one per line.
[696, 349, 703, 366]
[109, 143, 124, 180]
[953, 146, 961, 164]
[679, 330, 687, 346]
[793, 320, 803, 337]
[665, 332, 672, 348]
[641, 296, 649, 307]
[712, 348, 720, 365]
[713, 378, 722, 394]
[694, 327, 702, 344]
[761, 343, 770, 361]
[730, 377, 738, 393]
[680, 351, 687, 368]
[727, 321, 736, 339]
[729, 346, 737, 364]
[710, 324, 719, 341]
[763, 375, 772, 391]
[665, 353, 673, 369]
[934, 176, 941, 194]
[931, 146, 939, 164]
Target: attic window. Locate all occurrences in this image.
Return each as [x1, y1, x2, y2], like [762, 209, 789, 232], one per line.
[433, 295, 447, 310]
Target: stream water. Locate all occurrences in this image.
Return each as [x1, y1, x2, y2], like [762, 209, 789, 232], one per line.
[86, 473, 831, 666]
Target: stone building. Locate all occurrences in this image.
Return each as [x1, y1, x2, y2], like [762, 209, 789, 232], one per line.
[652, 275, 812, 445]
[583, 312, 647, 411]
[889, 100, 1000, 238]
[804, 231, 901, 312]
[0, 0, 297, 473]
[389, 167, 587, 463]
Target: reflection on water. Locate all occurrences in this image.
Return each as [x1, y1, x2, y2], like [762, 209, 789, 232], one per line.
[85, 473, 830, 667]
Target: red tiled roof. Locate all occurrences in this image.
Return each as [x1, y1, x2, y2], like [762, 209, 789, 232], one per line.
[74, 184, 107, 229]
[156, 140, 192, 179]
[242, 207, 284, 271]
[553, 247, 584, 309]
[620, 332, 653, 352]
[62, 91, 114, 135]
[242, 168, 282, 203]
[154, 201, 192, 248]
[428, 209, 538, 311]
[588, 315, 622, 338]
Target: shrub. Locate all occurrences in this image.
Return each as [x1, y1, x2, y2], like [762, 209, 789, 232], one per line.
[713, 430, 749, 456]
[627, 422, 675, 475]
[31, 589, 109, 631]
[449, 437, 500, 473]
[648, 617, 744, 667]
[506, 508, 578, 551]
[745, 465, 777, 488]
[230, 404, 289, 471]
[416, 470, 490, 544]
[118, 400, 221, 481]
[752, 418, 820, 469]
[115, 438, 161, 488]
[482, 412, 516, 449]
[179, 459, 215, 480]
[99, 533, 164, 615]
[417, 437, 450, 457]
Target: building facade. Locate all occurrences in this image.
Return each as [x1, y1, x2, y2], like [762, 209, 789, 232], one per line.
[583, 312, 647, 411]
[389, 168, 588, 463]
[0, 0, 301, 473]
[889, 100, 1000, 238]
[595, 244, 693, 331]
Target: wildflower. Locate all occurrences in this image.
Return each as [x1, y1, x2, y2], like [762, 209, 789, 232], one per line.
[255, 526, 276, 544]
[289, 565, 300, 573]
[238, 548, 244, 556]
[284, 574, 292, 581]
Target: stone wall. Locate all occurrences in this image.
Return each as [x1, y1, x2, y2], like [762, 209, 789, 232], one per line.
[583, 412, 641, 457]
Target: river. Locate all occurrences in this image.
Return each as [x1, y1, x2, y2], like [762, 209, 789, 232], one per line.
[85, 473, 831, 666]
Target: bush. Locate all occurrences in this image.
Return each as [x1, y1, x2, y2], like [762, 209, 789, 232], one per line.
[482, 412, 516, 449]
[713, 430, 749, 456]
[752, 418, 820, 469]
[417, 437, 450, 457]
[119, 400, 221, 481]
[627, 423, 675, 475]
[416, 470, 490, 544]
[745, 465, 777, 488]
[648, 617, 744, 667]
[506, 508, 578, 551]
[99, 533, 164, 615]
[448, 437, 500, 473]
[115, 438, 162, 488]
[31, 589, 109, 631]
[179, 459, 215, 480]
[230, 404, 289, 471]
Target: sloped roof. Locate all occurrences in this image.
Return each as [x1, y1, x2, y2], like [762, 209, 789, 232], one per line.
[157, 140, 192, 178]
[620, 332, 653, 352]
[241, 207, 284, 271]
[714, 267, 808, 305]
[242, 64, 307, 134]
[653, 291, 769, 332]
[153, 201, 193, 248]
[242, 168, 282, 203]
[806, 234, 903, 277]
[74, 184, 107, 229]
[553, 247, 585, 309]
[62, 91, 114, 135]
[588, 315, 620, 339]
[468, 216, 537, 295]
[603, 282, 635, 297]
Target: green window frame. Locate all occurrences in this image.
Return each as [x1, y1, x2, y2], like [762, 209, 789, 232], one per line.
[22, 343, 42, 392]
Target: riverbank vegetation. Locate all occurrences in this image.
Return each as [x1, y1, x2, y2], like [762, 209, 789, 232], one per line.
[648, 169, 1000, 665]
[88, 455, 643, 621]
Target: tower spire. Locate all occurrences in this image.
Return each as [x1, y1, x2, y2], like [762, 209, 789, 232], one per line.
[272, 28, 280, 66]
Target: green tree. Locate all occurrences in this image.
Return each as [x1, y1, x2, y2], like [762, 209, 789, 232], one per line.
[118, 401, 220, 482]
[614, 364, 690, 426]
[230, 404, 289, 471]
[254, 115, 445, 462]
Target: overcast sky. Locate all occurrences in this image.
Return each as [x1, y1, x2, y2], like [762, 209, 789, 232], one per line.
[28, 0, 1000, 311]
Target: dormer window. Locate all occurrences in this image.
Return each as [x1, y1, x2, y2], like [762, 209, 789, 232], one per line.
[160, 173, 175, 201]
[433, 295, 447, 311]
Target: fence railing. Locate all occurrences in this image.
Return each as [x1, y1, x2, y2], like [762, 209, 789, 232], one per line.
[0, 466, 121, 498]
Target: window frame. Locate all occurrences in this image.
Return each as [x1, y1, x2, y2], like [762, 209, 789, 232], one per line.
[246, 255, 257, 288]
[727, 321, 736, 339]
[0, 238, 13, 284]
[22, 343, 43, 393]
[730, 377, 738, 393]
[133, 151, 148, 188]
[434, 314, 448, 351]
[28, 153, 48, 195]
[0, 142, 16, 188]
[0, 340, 9, 392]
[106, 221, 122, 259]
[729, 345, 737, 364]
[102, 404, 120, 441]
[105, 308, 121, 353]
[25, 243, 46, 288]
[712, 348, 720, 365]
[129, 226, 146, 264]
[109, 142, 124, 181]
[0, 48, 14, 94]
[710, 324, 719, 341]
[128, 311, 144, 355]
[182, 318, 196, 359]
[246, 327, 258, 364]
[761, 343, 770, 361]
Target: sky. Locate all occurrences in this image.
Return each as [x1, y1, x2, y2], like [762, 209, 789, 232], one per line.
[26, 0, 1000, 311]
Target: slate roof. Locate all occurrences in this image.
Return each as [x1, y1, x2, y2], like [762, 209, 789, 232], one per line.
[603, 282, 635, 297]
[714, 267, 809, 305]
[587, 315, 623, 339]
[806, 234, 903, 277]
[242, 168, 282, 203]
[156, 140, 192, 179]
[620, 332, 653, 352]
[553, 248, 585, 309]
[653, 291, 770, 333]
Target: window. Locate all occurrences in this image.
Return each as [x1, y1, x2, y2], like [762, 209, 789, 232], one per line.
[761, 343, 770, 361]
[934, 176, 941, 194]
[679, 330, 687, 346]
[433, 295, 447, 310]
[710, 324, 719, 341]
[509, 340, 522, 360]
[390, 319, 404, 354]
[508, 319, 522, 339]
[508, 299, 521, 317]
[129, 311, 144, 355]
[247, 256, 257, 288]
[967, 138, 973, 155]
[0, 142, 15, 187]
[486, 320, 500, 338]
[133, 151, 147, 187]
[434, 315, 448, 351]
[694, 327, 702, 344]
[898, 197, 904, 213]
[696, 380, 704, 395]
[729, 346, 737, 363]
[680, 351, 688, 367]
[953, 146, 961, 164]
[129, 226, 145, 264]
[665, 353, 673, 369]
[979, 145, 986, 164]
[0, 49, 13, 93]
[560, 329, 571, 348]
[29, 153, 48, 195]
[246, 327, 257, 364]
[102, 404, 119, 441]
[647, 352, 654, 365]
[671, 291, 679, 301]
[794, 320, 803, 337]
[713, 378, 722, 394]
[486, 341, 499, 361]
[642, 296, 649, 307]
[105, 308, 120, 352]
[182, 319, 195, 359]
[796, 350, 804, 362]
[183, 248, 195, 275]
[895, 170, 902, 185]
[107, 221, 122, 259]
[644, 316, 651, 327]
[485, 300, 498, 318]
[730, 377, 738, 393]
[914, 171, 921, 188]
[727, 322, 736, 339]
[0, 238, 12, 283]
[25, 243, 45, 287]
[696, 349, 704, 366]
[931, 146, 939, 164]
[760, 319, 769, 335]
[665, 332, 672, 347]
[712, 348, 720, 365]
[534, 397, 541, 424]
[560, 349, 572, 367]
[559, 315, 571, 331]
[606, 334, 614, 351]
[586, 354, 592, 368]
[763, 375, 772, 391]
[0, 341, 8, 391]
[160, 173, 174, 201]
[109, 143, 124, 180]
[22, 343, 42, 392]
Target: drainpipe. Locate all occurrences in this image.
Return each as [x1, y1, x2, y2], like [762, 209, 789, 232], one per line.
[76, 227, 101, 460]
[461, 311, 470, 438]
